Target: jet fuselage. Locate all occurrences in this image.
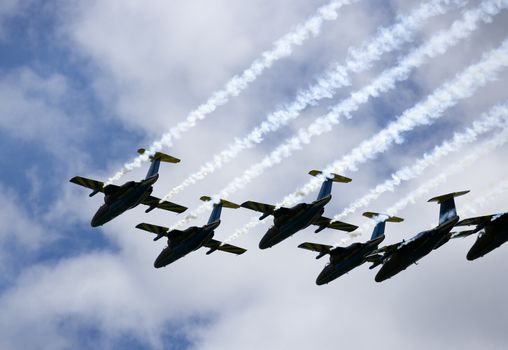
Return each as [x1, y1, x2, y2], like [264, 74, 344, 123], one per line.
[154, 221, 220, 268]
[91, 175, 158, 227]
[259, 195, 331, 249]
[467, 214, 508, 260]
[375, 217, 458, 282]
[316, 237, 383, 285]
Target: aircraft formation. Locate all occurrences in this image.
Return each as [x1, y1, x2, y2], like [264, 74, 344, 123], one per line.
[70, 150, 507, 285]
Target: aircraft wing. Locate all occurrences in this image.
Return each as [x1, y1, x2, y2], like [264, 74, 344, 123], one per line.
[202, 239, 246, 255]
[136, 222, 169, 235]
[298, 242, 333, 253]
[298, 242, 333, 259]
[311, 216, 358, 233]
[240, 201, 276, 215]
[457, 215, 496, 226]
[372, 242, 400, 256]
[141, 195, 188, 214]
[451, 230, 478, 239]
[136, 222, 170, 241]
[70, 176, 113, 197]
[136, 222, 187, 241]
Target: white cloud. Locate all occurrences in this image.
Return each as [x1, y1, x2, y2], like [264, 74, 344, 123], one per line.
[0, 68, 88, 159]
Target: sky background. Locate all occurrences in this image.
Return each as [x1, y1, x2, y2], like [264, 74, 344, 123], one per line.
[1, 0, 508, 349]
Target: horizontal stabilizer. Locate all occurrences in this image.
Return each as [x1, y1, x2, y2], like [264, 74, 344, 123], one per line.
[365, 253, 384, 269]
[457, 215, 496, 226]
[371, 242, 400, 256]
[200, 196, 240, 209]
[137, 148, 180, 164]
[203, 239, 246, 255]
[309, 170, 352, 183]
[241, 201, 276, 215]
[141, 196, 187, 214]
[312, 216, 358, 233]
[363, 212, 404, 223]
[428, 190, 469, 203]
[452, 230, 477, 239]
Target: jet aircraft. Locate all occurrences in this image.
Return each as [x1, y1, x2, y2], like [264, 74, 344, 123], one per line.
[136, 197, 246, 268]
[241, 170, 358, 249]
[299, 212, 403, 285]
[453, 211, 508, 260]
[368, 191, 469, 282]
[70, 149, 187, 227]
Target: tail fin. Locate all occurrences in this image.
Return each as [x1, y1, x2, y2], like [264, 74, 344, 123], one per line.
[428, 190, 469, 225]
[200, 196, 240, 224]
[309, 170, 351, 200]
[138, 148, 181, 179]
[363, 212, 404, 240]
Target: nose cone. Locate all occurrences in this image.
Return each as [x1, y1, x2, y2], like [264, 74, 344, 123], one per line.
[259, 227, 278, 249]
[316, 265, 334, 285]
[154, 254, 166, 269]
[90, 207, 107, 227]
[90, 218, 102, 227]
[154, 258, 164, 269]
[258, 235, 271, 250]
[374, 269, 390, 283]
[466, 241, 483, 261]
[466, 248, 479, 261]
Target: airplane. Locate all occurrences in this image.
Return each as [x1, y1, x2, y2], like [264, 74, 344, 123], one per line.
[70, 149, 187, 227]
[136, 196, 247, 268]
[452, 211, 508, 260]
[241, 170, 358, 249]
[298, 212, 403, 285]
[367, 190, 469, 282]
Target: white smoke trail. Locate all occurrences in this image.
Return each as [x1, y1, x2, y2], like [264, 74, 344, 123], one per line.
[333, 102, 508, 221]
[356, 126, 508, 235]
[461, 177, 508, 216]
[230, 38, 508, 240]
[106, 0, 359, 184]
[172, 7, 508, 232]
[161, 0, 466, 201]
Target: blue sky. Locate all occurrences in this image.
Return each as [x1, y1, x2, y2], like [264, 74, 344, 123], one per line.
[1, 0, 508, 349]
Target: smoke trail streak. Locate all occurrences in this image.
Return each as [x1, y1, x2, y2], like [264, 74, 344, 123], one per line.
[230, 38, 508, 240]
[333, 103, 508, 221]
[161, 0, 466, 201]
[106, 0, 359, 184]
[461, 177, 508, 216]
[356, 126, 508, 236]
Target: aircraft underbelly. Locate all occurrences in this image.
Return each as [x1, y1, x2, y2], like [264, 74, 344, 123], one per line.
[468, 228, 508, 260]
[376, 244, 435, 282]
[155, 230, 211, 267]
[92, 186, 150, 226]
[279, 207, 321, 236]
[317, 254, 364, 285]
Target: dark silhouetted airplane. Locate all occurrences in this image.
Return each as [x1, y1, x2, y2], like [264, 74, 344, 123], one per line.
[136, 197, 246, 268]
[368, 191, 469, 282]
[241, 170, 358, 249]
[453, 211, 508, 260]
[299, 212, 403, 285]
[70, 149, 187, 227]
